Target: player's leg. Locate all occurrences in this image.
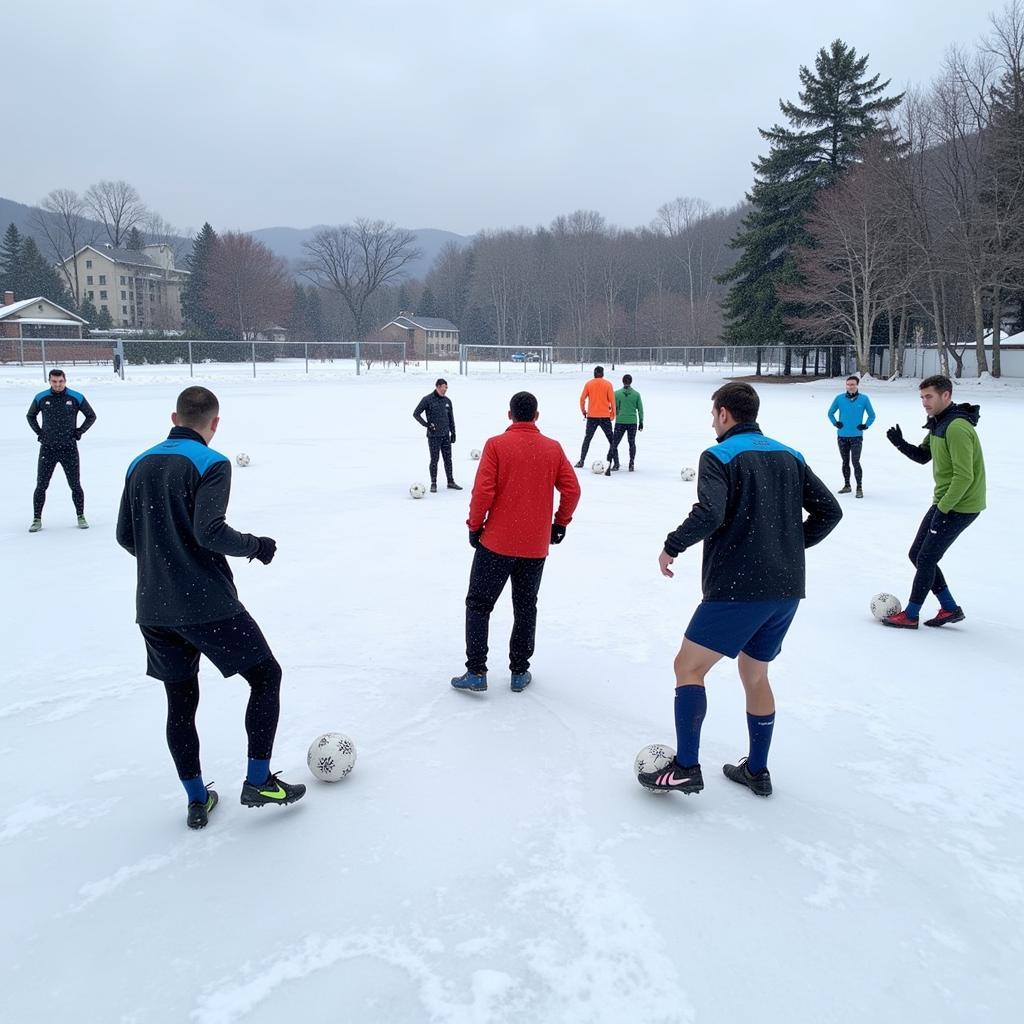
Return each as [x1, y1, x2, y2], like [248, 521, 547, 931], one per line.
[427, 436, 442, 489]
[440, 440, 459, 487]
[850, 437, 863, 488]
[456, 546, 513, 689]
[508, 555, 546, 687]
[577, 418, 599, 465]
[32, 445, 59, 522]
[909, 510, 979, 619]
[838, 438, 851, 492]
[58, 446, 87, 521]
[626, 424, 637, 467]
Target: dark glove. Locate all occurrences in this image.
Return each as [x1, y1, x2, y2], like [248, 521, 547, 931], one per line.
[450, 433, 456, 444]
[835, 421, 844, 429]
[468, 529, 482, 549]
[74, 429, 83, 441]
[886, 424, 903, 447]
[857, 424, 868, 431]
[550, 523, 566, 545]
[249, 537, 277, 565]
[638, 423, 644, 431]
[36, 434, 42, 443]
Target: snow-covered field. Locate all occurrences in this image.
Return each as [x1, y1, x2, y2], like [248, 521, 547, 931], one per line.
[1, 362, 1021, 1024]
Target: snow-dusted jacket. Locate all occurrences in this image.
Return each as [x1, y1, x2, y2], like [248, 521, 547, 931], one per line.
[27, 387, 96, 446]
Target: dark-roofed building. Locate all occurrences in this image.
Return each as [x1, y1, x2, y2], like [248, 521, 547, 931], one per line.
[0, 291, 88, 340]
[379, 313, 459, 359]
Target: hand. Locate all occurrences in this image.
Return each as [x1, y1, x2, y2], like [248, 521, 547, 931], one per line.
[450, 433, 456, 444]
[74, 429, 83, 441]
[857, 423, 868, 431]
[835, 421, 844, 429]
[886, 424, 903, 447]
[550, 523, 566, 545]
[249, 537, 277, 565]
[428, 423, 436, 433]
[37, 434, 43, 443]
[581, 410, 586, 419]
[658, 550, 675, 578]
[468, 529, 482, 549]
[638, 423, 644, 432]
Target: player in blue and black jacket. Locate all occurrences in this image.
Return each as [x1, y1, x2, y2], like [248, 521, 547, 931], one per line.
[26, 368, 96, 531]
[638, 382, 842, 800]
[827, 375, 876, 497]
[116, 385, 305, 829]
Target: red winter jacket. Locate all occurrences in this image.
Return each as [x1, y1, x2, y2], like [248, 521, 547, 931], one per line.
[467, 421, 581, 558]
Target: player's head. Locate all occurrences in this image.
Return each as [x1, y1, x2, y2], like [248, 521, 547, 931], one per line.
[593, 366, 604, 378]
[711, 382, 759, 437]
[846, 374, 859, 394]
[435, 378, 448, 395]
[48, 369, 66, 392]
[509, 391, 539, 423]
[919, 375, 953, 417]
[173, 386, 220, 440]
[622, 374, 632, 386]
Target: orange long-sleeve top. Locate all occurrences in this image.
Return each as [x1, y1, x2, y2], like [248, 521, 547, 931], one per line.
[579, 378, 615, 418]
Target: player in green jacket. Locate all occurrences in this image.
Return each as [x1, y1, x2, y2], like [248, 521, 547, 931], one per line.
[605, 375, 644, 474]
[883, 374, 986, 629]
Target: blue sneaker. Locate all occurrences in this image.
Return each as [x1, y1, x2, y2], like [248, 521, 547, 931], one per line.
[511, 671, 532, 692]
[451, 671, 487, 692]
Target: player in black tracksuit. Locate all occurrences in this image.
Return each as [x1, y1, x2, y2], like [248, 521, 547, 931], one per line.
[116, 385, 305, 829]
[26, 368, 96, 530]
[413, 378, 461, 492]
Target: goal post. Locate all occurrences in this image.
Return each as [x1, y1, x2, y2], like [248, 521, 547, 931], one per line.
[458, 344, 553, 375]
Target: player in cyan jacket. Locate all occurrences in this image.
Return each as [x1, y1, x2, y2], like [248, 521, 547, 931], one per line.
[827, 375, 875, 497]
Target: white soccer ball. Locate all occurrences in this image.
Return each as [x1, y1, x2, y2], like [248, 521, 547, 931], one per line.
[635, 743, 676, 795]
[591, 460, 607, 474]
[235, 453, 250, 467]
[680, 467, 695, 481]
[307, 732, 357, 782]
[409, 482, 426, 499]
[870, 592, 902, 620]
[470, 449, 482, 460]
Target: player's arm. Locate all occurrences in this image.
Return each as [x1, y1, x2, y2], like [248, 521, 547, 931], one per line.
[607, 383, 615, 418]
[77, 397, 97, 436]
[801, 465, 843, 548]
[26, 397, 41, 436]
[579, 384, 588, 416]
[862, 396, 876, 429]
[553, 450, 582, 525]
[467, 441, 497, 532]
[412, 396, 429, 428]
[115, 486, 136, 556]
[936, 421, 975, 513]
[448, 400, 456, 440]
[663, 452, 727, 556]
[636, 393, 644, 428]
[192, 461, 260, 557]
[887, 425, 931, 464]
[827, 396, 841, 427]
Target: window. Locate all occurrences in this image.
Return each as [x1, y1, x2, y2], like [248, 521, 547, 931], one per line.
[120, 276, 126, 285]
[122, 305, 128, 315]
[86, 275, 93, 285]
[122, 319, 128, 326]
[99, 275, 106, 285]
[100, 304, 108, 312]
[86, 259, 92, 268]
[121, 291, 126, 300]
[87, 290, 94, 300]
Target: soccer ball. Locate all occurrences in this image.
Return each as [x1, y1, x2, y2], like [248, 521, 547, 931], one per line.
[635, 743, 676, 794]
[591, 460, 607, 474]
[470, 449, 482, 460]
[307, 732, 357, 782]
[235, 453, 250, 467]
[680, 467, 695, 481]
[409, 482, 426, 499]
[870, 593, 902, 620]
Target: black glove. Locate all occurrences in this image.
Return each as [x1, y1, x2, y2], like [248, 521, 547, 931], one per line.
[857, 424, 868, 431]
[450, 433, 456, 444]
[249, 537, 277, 565]
[36, 434, 42, 443]
[550, 523, 566, 545]
[886, 424, 903, 447]
[835, 421, 844, 429]
[638, 423, 644, 431]
[74, 429, 83, 441]
[468, 529, 482, 549]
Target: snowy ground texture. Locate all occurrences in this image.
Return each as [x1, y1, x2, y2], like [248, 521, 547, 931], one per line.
[1, 361, 1021, 1024]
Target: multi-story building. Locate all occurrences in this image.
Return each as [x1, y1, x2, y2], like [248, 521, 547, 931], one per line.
[379, 313, 460, 359]
[60, 243, 189, 329]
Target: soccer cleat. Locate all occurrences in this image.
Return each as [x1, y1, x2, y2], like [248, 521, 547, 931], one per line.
[855, 486, 863, 499]
[451, 671, 487, 692]
[240, 772, 306, 808]
[723, 758, 773, 797]
[628, 462, 635, 472]
[882, 611, 919, 630]
[511, 670, 532, 692]
[574, 460, 584, 468]
[924, 606, 965, 627]
[447, 481, 463, 490]
[29, 518, 42, 533]
[604, 466, 611, 477]
[612, 462, 620, 472]
[77, 515, 89, 529]
[838, 484, 852, 494]
[187, 787, 218, 829]
[637, 760, 704, 794]
[429, 483, 437, 493]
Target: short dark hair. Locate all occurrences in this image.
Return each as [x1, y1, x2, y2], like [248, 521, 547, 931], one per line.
[48, 368, 65, 379]
[846, 374, 860, 384]
[622, 374, 632, 386]
[175, 386, 219, 427]
[712, 382, 760, 423]
[594, 366, 604, 377]
[920, 374, 952, 395]
[509, 391, 538, 422]
[435, 378, 447, 387]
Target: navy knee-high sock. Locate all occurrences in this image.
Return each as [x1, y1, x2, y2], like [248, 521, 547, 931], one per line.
[674, 685, 707, 767]
[746, 712, 775, 775]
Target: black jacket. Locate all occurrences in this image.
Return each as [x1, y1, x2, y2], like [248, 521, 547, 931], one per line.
[27, 387, 96, 447]
[116, 427, 261, 626]
[664, 423, 842, 601]
[413, 391, 455, 439]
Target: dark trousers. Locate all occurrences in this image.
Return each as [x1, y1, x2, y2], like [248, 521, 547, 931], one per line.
[163, 656, 282, 780]
[427, 435, 454, 484]
[465, 544, 546, 675]
[607, 423, 637, 467]
[908, 505, 979, 605]
[837, 436, 863, 485]
[579, 417, 614, 462]
[34, 443, 84, 517]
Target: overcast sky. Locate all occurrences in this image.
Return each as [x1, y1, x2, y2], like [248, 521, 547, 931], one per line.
[6, 0, 991, 236]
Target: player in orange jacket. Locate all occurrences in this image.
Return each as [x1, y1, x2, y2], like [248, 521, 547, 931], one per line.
[575, 366, 615, 468]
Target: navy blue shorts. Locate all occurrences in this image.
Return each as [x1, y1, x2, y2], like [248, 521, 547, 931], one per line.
[684, 599, 800, 662]
[139, 610, 273, 682]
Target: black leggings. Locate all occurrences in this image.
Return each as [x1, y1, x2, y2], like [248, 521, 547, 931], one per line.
[163, 657, 282, 780]
[908, 505, 979, 605]
[427, 435, 454, 484]
[34, 444, 84, 517]
[579, 418, 614, 461]
[607, 423, 637, 466]
[837, 436, 863, 485]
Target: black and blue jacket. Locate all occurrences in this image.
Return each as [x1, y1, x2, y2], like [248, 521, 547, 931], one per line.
[664, 422, 842, 601]
[27, 387, 96, 446]
[116, 426, 261, 626]
[413, 391, 455, 439]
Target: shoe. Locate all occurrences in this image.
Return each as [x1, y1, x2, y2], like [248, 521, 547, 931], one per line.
[429, 483, 437, 493]
[838, 484, 852, 494]
[637, 760, 704, 794]
[855, 486, 863, 499]
[574, 460, 584, 469]
[77, 515, 89, 529]
[240, 772, 306, 808]
[29, 518, 42, 533]
[511, 670, 532, 692]
[722, 758, 773, 797]
[882, 611, 919, 630]
[612, 463, 620, 472]
[628, 463, 634, 472]
[604, 467, 611, 477]
[187, 787, 218, 829]
[447, 481, 463, 490]
[451, 671, 487, 692]
[924, 606, 965, 627]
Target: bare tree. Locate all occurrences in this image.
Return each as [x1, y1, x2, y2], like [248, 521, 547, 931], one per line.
[300, 219, 421, 342]
[206, 231, 292, 340]
[85, 180, 147, 248]
[34, 188, 95, 306]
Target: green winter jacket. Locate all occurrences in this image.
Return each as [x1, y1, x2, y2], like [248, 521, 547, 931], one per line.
[919, 405, 986, 514]
[614, 387, 644, 426]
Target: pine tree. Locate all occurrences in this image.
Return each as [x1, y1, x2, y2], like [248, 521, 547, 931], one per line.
[17, 237, 74, 308]
[182, 223, 222, 337]
[126, 225, 144, 250]
[719, 40, 903, 350]
[0, 223, 23, 298]
[94, 305, 114, 330]
[305, 287, 326, 343]
[79, 298, 99, 330]
[416, 285, 438, 317]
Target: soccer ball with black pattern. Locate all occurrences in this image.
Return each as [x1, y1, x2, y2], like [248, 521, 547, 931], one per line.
[307, 732, 357, 782]
[635, 743, 676, 795]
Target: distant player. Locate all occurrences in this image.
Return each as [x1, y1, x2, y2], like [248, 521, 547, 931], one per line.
[413, 378, 461, 492]
[639, 382, 842, 798]
[26, 368, 96, 531]
[117, 386, 305, 829]
[452, 391, 581, 693]
[575, 365, 615, 468]
[882, 374, 986, 629]
[827, 374, 875, 497]
[605, 373, 644, 474]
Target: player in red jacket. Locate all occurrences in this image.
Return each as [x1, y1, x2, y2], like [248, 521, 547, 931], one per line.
[452, 391, 581, 693]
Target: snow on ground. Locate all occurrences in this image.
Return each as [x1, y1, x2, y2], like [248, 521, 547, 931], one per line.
[1, 361, 1021, 1024]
